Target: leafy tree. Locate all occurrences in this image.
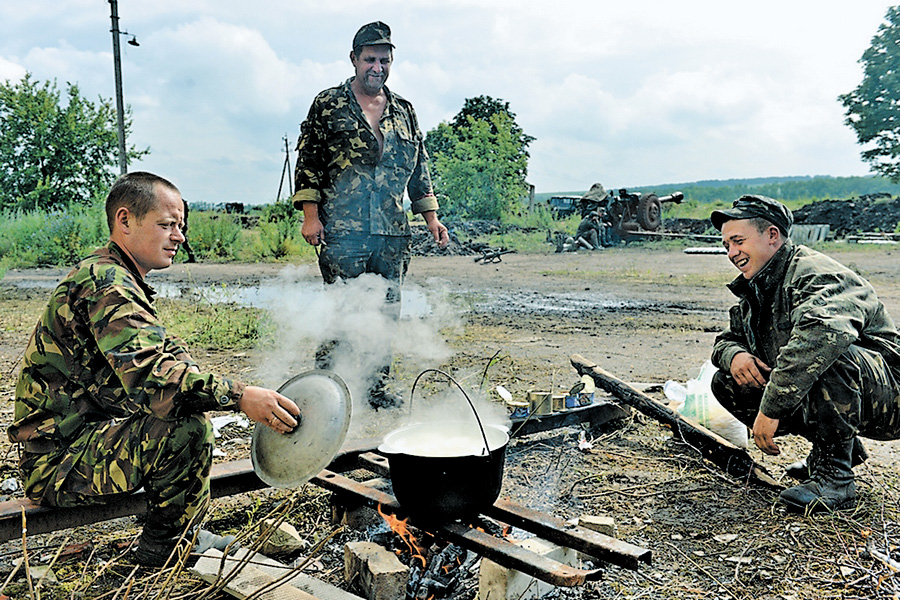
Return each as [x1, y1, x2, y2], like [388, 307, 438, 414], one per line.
[839, 6, 900, 182]
[430, 112, 531, 220]
[425, 96, 534, 219]
[0, 73, 147, 211]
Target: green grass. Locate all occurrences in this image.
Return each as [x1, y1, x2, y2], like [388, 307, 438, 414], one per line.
[157, 296, 276, 350]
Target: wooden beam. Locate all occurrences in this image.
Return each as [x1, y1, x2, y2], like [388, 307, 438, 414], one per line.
[570, 354, 782, 489]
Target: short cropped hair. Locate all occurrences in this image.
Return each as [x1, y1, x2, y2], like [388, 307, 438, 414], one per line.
[105, 172, 179, 233]
[747, 216, 784, 237]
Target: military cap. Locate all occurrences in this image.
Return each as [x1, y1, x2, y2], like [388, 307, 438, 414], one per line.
[353, 21, 394, 49]
[710, 194, 793, 236]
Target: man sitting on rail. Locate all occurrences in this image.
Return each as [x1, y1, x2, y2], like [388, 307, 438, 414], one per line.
[8, 171, 300, 566]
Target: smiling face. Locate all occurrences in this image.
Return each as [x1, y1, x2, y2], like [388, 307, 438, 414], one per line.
[721, 218, 783, 279]
[351, 45, 392, 96]
[113, 184, 186, 277]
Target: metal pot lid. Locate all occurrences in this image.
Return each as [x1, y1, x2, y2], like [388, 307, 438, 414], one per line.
[251, 369, 352, 488]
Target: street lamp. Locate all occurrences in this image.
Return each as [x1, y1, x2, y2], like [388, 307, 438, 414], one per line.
[109, 0, 139, 175]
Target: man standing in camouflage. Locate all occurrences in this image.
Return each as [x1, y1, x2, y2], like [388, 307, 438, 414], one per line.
[9, 172, 300, 566]
[292, 21, 449, 408]
[709, 195, 900, 512]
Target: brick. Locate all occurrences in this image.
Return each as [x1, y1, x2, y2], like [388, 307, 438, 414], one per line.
[577, 514, 617, 537]
[345, 541, 408, 600]
[478, 538, 578, 600]
[257, 519, 306, 556]
[332, 478, 392, 530]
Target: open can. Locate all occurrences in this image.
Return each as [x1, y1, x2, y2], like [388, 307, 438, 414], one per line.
[527, 390, 552, 416]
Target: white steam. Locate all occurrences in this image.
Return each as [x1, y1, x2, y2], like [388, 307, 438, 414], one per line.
[257, 265, 506, 441]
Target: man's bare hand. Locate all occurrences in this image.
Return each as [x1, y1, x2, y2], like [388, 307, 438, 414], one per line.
[752, 411, 780, 455]
[301, 215, 325, 246]
[422, 210, 449, 248]
[730, 352, 771, 389]
[239, 386, 300, 434]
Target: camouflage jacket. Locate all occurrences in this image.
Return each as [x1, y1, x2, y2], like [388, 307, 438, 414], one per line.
[291, 78, 438, 237]
[711, 240, 900, 419]
[9, 242, 245, 447]
[575, 217, 600, 238]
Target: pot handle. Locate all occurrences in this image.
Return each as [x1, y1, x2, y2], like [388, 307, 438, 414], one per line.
[409, 368, 492, 457]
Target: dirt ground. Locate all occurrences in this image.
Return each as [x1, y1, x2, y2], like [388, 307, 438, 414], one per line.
[2, 244, 900, 599]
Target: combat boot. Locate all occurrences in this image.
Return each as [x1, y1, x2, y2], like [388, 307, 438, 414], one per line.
[778, 438, 857, 513]
[367, 367, 404, 410]
[784, 437, 868, 480]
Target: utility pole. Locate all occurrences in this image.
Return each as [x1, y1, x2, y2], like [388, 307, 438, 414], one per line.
[277, 135, 294, 201]
[109, 0, 130, 175]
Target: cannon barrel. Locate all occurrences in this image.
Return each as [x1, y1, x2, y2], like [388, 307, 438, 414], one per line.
[657, 191, 684, 204]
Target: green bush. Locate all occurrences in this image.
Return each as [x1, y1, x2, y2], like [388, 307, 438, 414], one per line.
[186, 212, 243, 260]
[0, 203, 107, 267]
[253, 202, 304, 259]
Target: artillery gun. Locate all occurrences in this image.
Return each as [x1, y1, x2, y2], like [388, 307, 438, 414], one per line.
[577, 183, 684, 236]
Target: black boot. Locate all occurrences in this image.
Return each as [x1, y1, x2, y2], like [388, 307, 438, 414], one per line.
[367, 367, 403, 410]
[779, 438, 857, 513]
[784, 437, 868, 480]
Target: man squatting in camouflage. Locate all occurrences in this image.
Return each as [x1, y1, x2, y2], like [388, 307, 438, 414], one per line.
[9, 172, 300, 566]
[709, 195, 900, 512]
[291, 21, 449, 408]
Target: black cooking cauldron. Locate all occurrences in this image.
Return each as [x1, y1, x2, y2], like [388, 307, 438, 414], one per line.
[377, 369, 509, 524]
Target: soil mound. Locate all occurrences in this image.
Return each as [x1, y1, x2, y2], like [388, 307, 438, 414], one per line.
[793, 196, 900, 236]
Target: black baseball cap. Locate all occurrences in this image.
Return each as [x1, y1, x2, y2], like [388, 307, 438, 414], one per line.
[710, 194, 793, 236]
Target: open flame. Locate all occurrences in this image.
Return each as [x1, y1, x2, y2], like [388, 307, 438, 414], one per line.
[376, 504, 427, 567]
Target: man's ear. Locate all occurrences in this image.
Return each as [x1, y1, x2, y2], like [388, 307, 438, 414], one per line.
[768, 225, 781, 243]
[350, 50, 357, 65]
[114, 207, 131, 234]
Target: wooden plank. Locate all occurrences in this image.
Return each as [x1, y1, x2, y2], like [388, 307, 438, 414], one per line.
[192, 549, 316, 600]
[222, 549, 363, 600]
[570, 354, 782, 489]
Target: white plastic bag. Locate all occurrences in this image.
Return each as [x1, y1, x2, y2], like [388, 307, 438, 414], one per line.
[675, 361, 748, 449]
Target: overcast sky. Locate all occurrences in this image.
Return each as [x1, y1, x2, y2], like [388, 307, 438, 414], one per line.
[0, 1, 895, 205]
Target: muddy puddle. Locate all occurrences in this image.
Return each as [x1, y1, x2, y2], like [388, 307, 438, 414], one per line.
[4, 276, 715, 318]
[466, 289, 719, 317]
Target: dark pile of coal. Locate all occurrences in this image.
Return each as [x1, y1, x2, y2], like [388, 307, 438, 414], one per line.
[411, 220, 539, 256]
[793, 197, 900, 236]
[663, 218, 714, 234]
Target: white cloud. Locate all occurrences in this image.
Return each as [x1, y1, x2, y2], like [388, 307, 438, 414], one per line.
[0, 57, 26, 84]
[0, 0, 895, 201]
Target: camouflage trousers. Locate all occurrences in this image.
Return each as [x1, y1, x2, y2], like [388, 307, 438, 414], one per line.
[711, 344, 900, 443]
[314, 234, 411, 386]
[20, 412, 213, 536]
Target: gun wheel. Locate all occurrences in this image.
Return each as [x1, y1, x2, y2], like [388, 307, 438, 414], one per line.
[637, 194, 662, 230]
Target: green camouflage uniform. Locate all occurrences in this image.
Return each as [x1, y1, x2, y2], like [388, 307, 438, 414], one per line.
[575, 216, 601, 249]
[291, 77, 438, 237]
[711, 240, 900, 442]
[9, 242, 245, 533]
[290, 78, 438, 379]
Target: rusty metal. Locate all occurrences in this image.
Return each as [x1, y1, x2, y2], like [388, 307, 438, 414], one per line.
[0, 439, 381, 543]
[0, 437, 651, 588]
[484, 500, 650, 570]
[313, 468, 608, 586]
[509, 398, 630, 437]
[316, 453, 651, 587]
